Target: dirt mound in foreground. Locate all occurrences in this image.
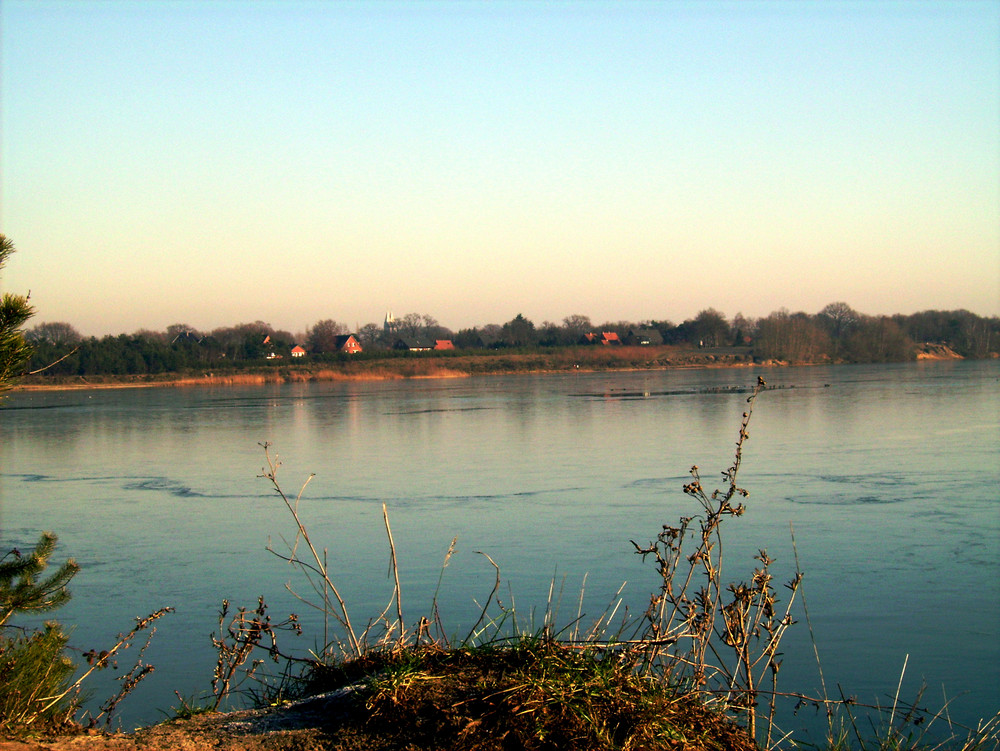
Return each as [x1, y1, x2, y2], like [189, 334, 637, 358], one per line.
[1, 644, 759, 751]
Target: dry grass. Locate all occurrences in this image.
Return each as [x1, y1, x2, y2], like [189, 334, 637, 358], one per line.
[298, 640, 759, 751]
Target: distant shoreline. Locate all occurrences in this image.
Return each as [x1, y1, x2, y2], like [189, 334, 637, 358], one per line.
[13, 346, 755, 392]
[12, 343, 967, 393]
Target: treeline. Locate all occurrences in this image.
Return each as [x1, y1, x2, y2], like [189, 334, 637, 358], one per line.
[22, 304, 999, 378]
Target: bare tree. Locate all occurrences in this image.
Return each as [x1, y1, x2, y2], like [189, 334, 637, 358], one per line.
[397, 313, 424, 339]
[730, 313, 756, 345]
[755, 309, 829, 362]
[24, 322, 82, 346]
[479, 323, 503, 347]
[562, 313, 592, 335]
[844, 315, 913, 362]
[166, 323, 202, 341]
[357, 322, 383, 348]
[819, 302, 859, 340]
[306, 319, 349, 353]
[692, 308, 730, 347]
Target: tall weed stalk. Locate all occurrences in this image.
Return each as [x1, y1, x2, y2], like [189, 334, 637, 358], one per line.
[630, 377, 801, 745]
[259, 444, 415, 660]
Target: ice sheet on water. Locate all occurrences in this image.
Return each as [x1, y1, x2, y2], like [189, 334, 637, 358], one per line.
[122, 477, 207, 498]
[784, 471, 925, 505]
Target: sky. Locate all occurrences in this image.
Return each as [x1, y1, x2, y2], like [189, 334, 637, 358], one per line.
[1, 0, 998, 337]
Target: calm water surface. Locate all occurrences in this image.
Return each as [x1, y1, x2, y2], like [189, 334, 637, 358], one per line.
[1, 361, 998, 739]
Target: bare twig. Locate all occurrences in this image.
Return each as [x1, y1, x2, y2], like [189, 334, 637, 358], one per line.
[382, 503, 404, 645]
[464, 552, 501, 644]
[26, 346, 79, 375]
[259, 443, 360, 657]
[39, 608, 173, 716]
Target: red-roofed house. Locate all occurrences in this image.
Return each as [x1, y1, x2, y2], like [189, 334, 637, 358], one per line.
[333, 335, 363, 354]
[580, 332, 622, 346]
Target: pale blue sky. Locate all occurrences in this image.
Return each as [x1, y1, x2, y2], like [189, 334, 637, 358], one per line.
[2, 0, 997, 336]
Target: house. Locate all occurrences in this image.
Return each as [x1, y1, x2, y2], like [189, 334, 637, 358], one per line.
[333, 335, 363, 354]
[625, 328, 664, 346]
[433, 340, 455, 350]
[291, 345, 307, 358]
[170, 331, 201, 345]
[263, 334, 279, 360]
[394, 338, 433, 352]
[580, 332, 622, 346]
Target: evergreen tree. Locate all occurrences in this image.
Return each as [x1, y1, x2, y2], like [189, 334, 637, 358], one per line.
[0, 235, 34, 393]
[0, 532, 79, 628]
[0, 236, 81, 732]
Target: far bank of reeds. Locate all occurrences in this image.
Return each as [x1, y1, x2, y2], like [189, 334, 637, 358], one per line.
[14, 345, 769, 391]
[15, 340, 974, 393]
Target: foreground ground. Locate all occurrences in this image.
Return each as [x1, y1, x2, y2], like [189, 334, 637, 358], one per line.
[0, 695, 756, 751]
[1, 644, 760, 751]
[0, 695, 351, 751]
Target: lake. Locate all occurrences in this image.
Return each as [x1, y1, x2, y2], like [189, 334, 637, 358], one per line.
[2, 360, 998, 742]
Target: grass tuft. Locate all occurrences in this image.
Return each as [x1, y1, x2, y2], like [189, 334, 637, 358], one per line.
[300, 638, 759, 751]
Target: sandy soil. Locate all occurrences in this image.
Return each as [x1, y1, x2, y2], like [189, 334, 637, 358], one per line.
[0, 689, 358, 751]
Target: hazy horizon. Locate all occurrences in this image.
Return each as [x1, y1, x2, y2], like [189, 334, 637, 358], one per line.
[2, 1, 997, 337]
[11, 299, 1000, 342]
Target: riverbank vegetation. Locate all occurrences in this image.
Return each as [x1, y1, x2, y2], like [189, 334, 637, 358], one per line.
[17, 305, 998, 387]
